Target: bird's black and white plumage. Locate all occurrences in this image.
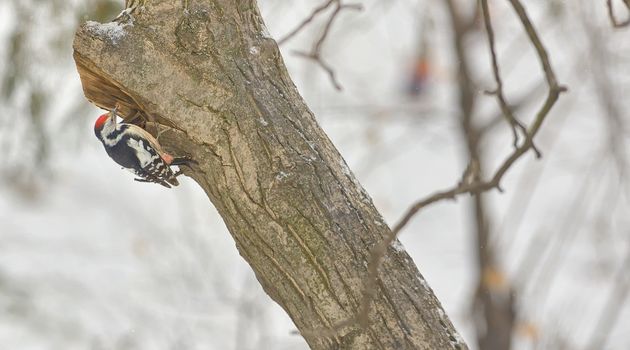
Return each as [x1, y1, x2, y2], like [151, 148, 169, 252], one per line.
[94, 110, 190, 188]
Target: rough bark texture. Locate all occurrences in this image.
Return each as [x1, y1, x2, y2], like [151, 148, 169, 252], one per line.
[73, 1, 467, 349]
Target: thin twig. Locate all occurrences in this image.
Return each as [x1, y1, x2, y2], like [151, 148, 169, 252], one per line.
[287, 0, 362, 90]
[480, 0, 532, 152]
[477, 80, 545, 136]
[277, 0, 336, 45]
[293, 51, 343, 90]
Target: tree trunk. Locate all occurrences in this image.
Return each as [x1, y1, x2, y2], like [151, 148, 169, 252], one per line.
[73, 1, 467, 349]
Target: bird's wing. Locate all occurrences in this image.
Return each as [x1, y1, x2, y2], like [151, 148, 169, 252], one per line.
[126, 137, 161, 169]
[126, 136, 178, 188]
[124, 124, 166, 156]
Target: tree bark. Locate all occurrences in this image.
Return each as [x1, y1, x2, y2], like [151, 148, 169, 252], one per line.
[73, 1, 467, 349]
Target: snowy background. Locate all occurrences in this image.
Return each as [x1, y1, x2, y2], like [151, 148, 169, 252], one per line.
[0, 0, 629, 349]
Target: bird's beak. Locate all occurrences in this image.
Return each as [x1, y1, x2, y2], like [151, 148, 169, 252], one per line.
[109, 107, 118, 124]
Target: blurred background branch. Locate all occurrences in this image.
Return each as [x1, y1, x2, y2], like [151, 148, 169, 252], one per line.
[606, 0, 630, 28]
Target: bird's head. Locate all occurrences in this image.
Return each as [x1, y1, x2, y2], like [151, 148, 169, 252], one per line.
[94, 108, 118, 138]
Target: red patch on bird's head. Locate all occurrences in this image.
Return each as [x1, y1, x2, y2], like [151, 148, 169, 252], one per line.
[94, 113, 109, 131]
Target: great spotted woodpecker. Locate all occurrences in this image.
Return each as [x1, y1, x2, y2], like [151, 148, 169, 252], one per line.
[94, 109, 193, 188]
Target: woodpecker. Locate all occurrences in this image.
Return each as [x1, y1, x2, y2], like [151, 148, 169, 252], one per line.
[94, 109, 193, 188]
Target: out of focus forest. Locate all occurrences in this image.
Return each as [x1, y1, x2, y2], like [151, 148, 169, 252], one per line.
[0, 0, 629, 349]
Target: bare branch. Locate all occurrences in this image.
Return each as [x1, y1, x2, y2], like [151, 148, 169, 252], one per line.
[477, 80, 545, 136]
[277, 0, 336, 45]
[480, 0, 532, 153]
[355, 0, 566, 334]
[394, 0, 566, 246]
[293, 51, 343, 90]
[285, 0, 362, 90]
[507, 0, 561, 88]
